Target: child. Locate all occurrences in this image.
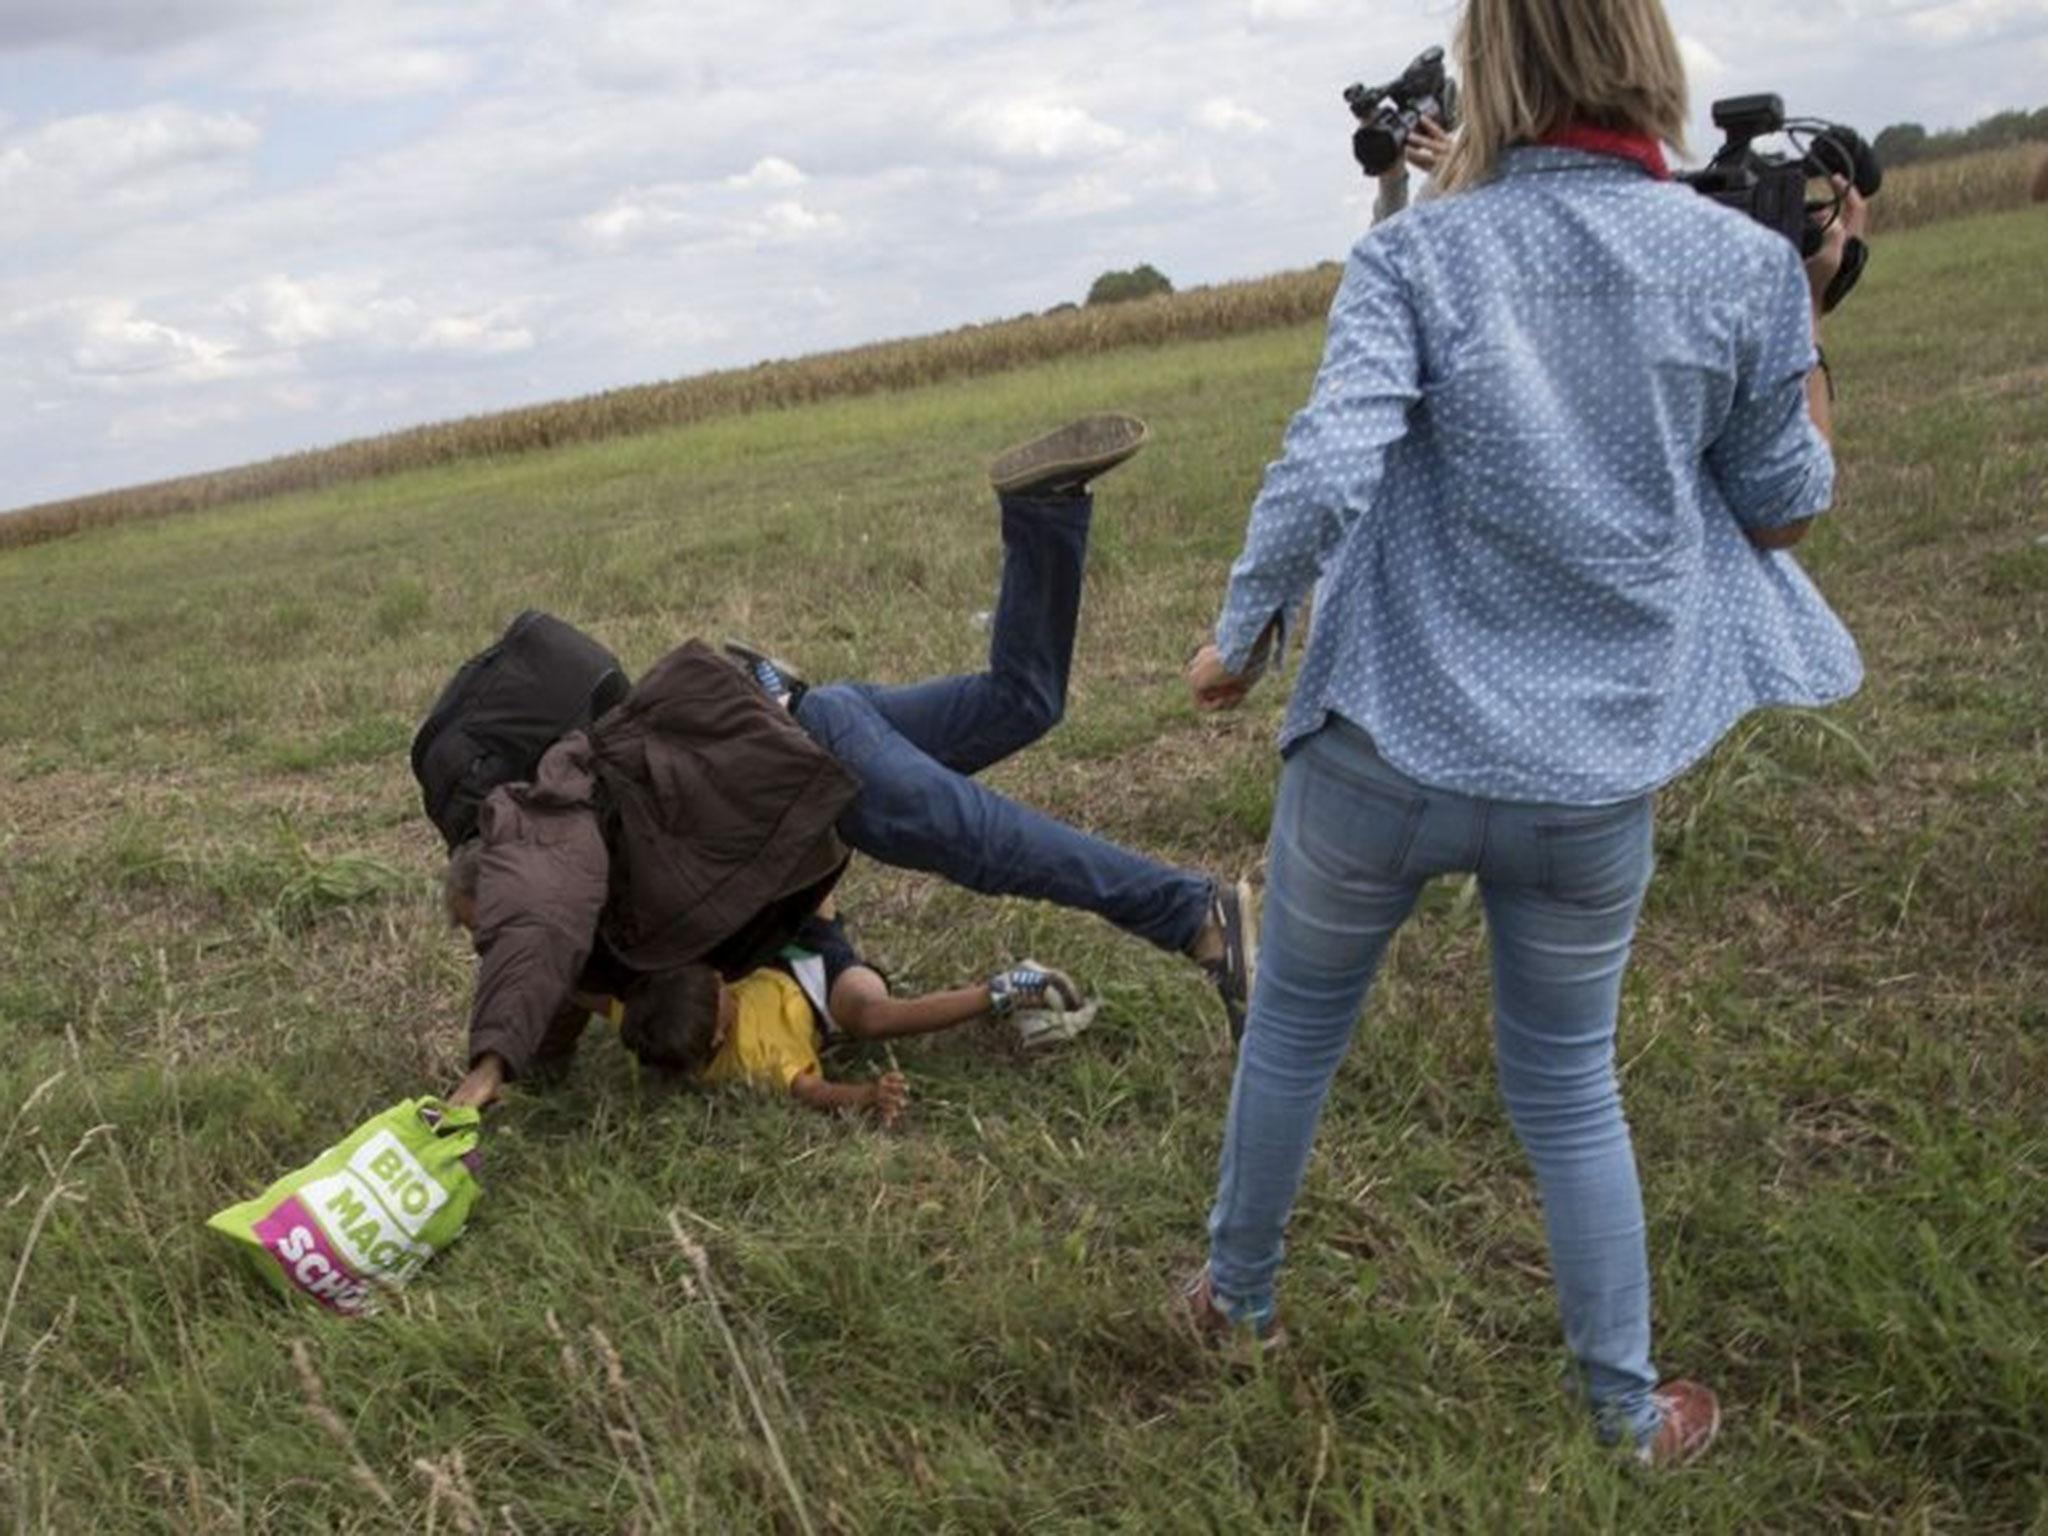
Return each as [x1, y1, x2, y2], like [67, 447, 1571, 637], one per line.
[624, 901, 1095, 1125]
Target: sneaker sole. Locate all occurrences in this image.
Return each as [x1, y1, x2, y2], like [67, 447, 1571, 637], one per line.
[1216, 877, 1258, 1044]
[1013, 999, 1100, 1053]
[988, 414, 1149, 495]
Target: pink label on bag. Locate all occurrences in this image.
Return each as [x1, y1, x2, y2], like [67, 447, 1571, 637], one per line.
[251, 1195, 376, 1315]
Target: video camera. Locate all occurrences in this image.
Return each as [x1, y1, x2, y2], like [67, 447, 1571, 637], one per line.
[1344, 46, 1458, 178]
[1676, 94, 1882, 311]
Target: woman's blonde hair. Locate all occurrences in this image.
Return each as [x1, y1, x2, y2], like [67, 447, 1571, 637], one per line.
[1437, 0, 1689, 193]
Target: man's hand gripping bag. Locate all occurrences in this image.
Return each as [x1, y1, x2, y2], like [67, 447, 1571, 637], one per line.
[207, 1098, 481, 1316]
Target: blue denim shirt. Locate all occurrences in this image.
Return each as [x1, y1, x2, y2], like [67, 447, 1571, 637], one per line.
[1216, 146, 1861, 804]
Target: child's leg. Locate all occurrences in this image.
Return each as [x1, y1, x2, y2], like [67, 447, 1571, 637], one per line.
[854, 492, 1089, 776]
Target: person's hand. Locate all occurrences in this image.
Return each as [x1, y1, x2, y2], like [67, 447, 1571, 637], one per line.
[872, 1069, 910, 1127]
[447, 1052, 507, 1110]
[1405, 115, 1451, 175]
[1188, 643, 1254, 713]
[1804, 176, 1868, 316]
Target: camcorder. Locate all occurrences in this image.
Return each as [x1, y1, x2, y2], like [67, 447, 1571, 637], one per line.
[1675, 94, 1882, 311]
[1344, 46, 1458, 177]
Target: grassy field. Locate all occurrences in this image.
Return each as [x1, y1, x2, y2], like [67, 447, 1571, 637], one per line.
[2, 205, 2045, 1532]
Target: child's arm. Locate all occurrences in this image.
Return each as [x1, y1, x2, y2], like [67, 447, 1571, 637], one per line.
[788, 1067, 909, 1126]
[828, 967, 992, 1041]
[829, 963, 1082, 1041]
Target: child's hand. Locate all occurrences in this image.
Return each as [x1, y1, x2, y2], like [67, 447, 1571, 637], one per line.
[873, 1069, 910, 1127]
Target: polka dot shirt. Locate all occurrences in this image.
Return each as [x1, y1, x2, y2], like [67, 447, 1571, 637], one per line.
[1216, 146, 1863, 805]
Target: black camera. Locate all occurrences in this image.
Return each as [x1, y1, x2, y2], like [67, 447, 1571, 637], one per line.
[1675, 94, 1882, 310]
[1344, 46, 1459, 178]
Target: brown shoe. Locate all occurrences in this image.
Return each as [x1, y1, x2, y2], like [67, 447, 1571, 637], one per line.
[988, 414, 1149, 497]
[1172, 1266, 1286, 1356]
[1641, 1380, 1720, 1465]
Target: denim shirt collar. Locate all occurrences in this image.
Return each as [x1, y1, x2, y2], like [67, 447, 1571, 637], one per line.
[1495, 144, 1660, 181]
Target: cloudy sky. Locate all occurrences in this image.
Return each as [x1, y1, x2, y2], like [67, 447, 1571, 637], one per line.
[3, 0, 2042, 512]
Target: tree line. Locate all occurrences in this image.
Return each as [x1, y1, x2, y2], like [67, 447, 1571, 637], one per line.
[1873, 105, 2048, 168]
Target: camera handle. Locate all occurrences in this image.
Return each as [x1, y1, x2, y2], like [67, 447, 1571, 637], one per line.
[1821, 237, 1867, 313]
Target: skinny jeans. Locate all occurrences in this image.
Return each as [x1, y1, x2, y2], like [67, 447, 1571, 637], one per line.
[1207, 715, 1660, 1440]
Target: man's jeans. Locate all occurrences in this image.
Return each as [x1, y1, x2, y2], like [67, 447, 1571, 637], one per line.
[1207, 716, 1661, 1441]
[794, 492, 1211, 954]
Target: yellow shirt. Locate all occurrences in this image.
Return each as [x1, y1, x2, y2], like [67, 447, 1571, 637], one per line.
[695, 969, 821, 1092]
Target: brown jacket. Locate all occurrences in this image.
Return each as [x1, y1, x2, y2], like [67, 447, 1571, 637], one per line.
[466, 640, 859, 1078]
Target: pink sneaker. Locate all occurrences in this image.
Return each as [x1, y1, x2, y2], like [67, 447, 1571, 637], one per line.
[1640, 1380, 1721, 1465]
[1172, 1266, 1287, 1356]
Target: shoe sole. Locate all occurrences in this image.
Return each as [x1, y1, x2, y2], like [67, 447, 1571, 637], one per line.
[988, 414, 1149, 495]
[1014, 999, 1100, 1053]
[1216, 877, 1258, 1044]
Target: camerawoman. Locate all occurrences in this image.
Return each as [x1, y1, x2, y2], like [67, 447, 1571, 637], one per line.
[1182, 0, 1870, 1466]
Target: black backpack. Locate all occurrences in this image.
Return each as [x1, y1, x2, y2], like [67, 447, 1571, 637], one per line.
[410, 610, 632, 851]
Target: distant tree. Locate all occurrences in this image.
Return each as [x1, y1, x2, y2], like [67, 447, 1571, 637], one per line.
[1085, 264, 1174, 306]
[1873, 122, 1927, 166]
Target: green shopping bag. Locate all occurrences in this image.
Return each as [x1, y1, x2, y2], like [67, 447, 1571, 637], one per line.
[207, 1097, 482, 1316]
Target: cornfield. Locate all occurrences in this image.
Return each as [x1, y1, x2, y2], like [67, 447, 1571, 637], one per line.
[1865, 142, 2045, 234]
[5, 143, 2040, 552]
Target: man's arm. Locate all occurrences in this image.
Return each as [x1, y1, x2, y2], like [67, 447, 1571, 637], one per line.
[454, 765, 610, 1102]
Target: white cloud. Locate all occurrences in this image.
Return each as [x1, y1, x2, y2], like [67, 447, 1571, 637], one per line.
[0, 103, 259, 229]
[105, 394, 249, 444]
[727, 156, 807, 190]
[950, 97, 1127, 163]
[748, 199, 846, 242]
[1197, 96, 1272, 134]
[413, 312, 534, 356]
[1678, 34, 1726, 90]
[224, 274, 367, 348]
[1247, 0, 1341, 20]
[1900, 0, 2048, 43]
[250, 42, 474, 100]
[63, 299, 248, 383]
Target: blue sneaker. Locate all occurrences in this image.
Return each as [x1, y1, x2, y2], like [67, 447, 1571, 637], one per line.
[723, 641, 807, 709]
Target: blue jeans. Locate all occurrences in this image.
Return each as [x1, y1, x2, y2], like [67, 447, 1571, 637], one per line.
[1207, 716, 1661, 1440]
[795, 492, 1212, 954]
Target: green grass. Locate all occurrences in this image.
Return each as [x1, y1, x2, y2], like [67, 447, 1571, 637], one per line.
[2, 207, 2045, 1532]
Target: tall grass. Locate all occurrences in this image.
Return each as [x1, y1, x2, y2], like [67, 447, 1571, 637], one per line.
[0, 208, 2043, 1529]
[4, 144, 2039, 553]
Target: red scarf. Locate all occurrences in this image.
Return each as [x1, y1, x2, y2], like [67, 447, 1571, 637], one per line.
[1537, 122, 1670, 180]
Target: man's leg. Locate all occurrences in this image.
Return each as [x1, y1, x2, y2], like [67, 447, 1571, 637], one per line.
[854, 415, 1147, 777]
[857, 491, 1089, 776]
[794, 682, 1210, 953]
